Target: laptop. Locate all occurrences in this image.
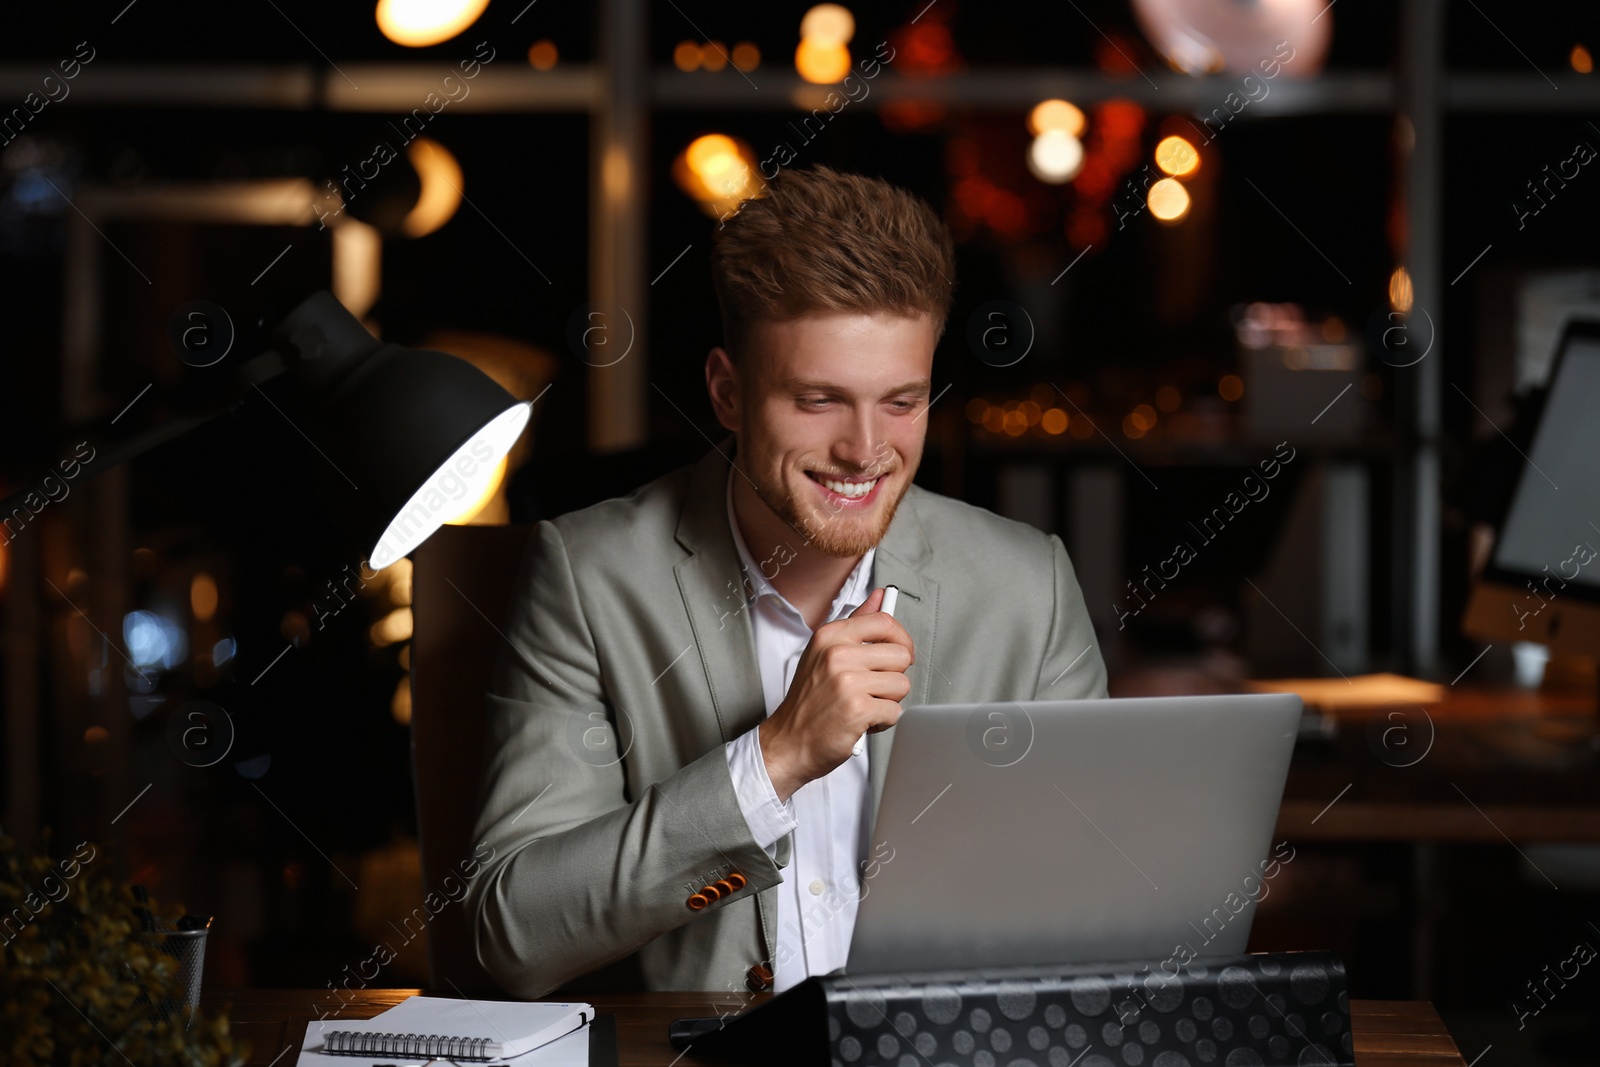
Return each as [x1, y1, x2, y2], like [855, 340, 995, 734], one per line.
[844, 693, 1303, 975]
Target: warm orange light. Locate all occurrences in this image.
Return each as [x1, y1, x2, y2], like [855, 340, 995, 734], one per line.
[674, 41, 701, 71]
[701, 40, 729, 72]
[391, 676, 412, 725]
[677, 134, 762, 214]
[1020, 400, 1042, 426]
[1573, 44, 1594, 74]
[375, 0, 490, 47]
[443, 453, 509, 525]
[982, 407, 1005, 433]
[1029, 99, 1086, 138]
[191, 573, 219, 622]
[402, 137, 464, 238]
[800, 4, 855, 45]
[1155, 385, 1181, 412]
[732, 42, 761, 71]
[1042, 408, 1069, 434]
[1122, 413, 1146, 439]
[1219, 374, 1245, 402]
[1388, 265, 1414, 313]
[1147, 178, 1191, 222]
[1003, 410, 1028, 436]
[1132, 403, 1157, 430]
[796, 37, 851, 83]
[527, 39, 558, 70]
[370, 607, 414, 647]
[965, 398, 988, 423]
[1154, 135, 1200, 178]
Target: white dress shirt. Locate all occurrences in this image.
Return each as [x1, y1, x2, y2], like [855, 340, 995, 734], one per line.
[722, 470, 875, 992]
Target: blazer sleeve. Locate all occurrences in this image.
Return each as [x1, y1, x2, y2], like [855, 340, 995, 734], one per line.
[1033, 533, 1109, 701]
[464, 520, 783, 997]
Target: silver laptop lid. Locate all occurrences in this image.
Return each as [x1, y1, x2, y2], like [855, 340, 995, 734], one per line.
[846, 693, 1303, 975]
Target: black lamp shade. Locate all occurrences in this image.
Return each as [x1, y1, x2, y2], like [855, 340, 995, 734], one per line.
[276, 292, 530, 569]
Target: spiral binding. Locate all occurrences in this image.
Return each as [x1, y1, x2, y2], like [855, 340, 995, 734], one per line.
[323, 1030, 494, 1059]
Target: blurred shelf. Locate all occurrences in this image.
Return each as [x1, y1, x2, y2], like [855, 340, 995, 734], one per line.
[4, 65, 1594, 115]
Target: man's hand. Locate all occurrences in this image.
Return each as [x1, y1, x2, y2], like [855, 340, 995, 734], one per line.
[757, 587, 914, 802]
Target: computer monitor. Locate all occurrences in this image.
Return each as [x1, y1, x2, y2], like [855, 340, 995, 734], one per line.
[1461, 319, 1600, 657]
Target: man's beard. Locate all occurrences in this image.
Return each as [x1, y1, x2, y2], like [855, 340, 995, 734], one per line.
[754, 466, 909, 559]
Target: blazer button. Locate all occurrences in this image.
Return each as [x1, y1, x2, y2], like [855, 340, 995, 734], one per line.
[713, 878, 735, 897]
[686, 892, 710, 910]
[746, 964, 773, 992]
[701, 883, 724, 902]
[726, 871, 747, 890]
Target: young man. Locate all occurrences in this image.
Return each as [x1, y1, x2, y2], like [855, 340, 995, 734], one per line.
[466, 165, 1106, 997]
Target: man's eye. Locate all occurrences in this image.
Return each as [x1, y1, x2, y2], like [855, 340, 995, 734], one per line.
[889, 400, 917, 413]
[799, 397, 832, 409]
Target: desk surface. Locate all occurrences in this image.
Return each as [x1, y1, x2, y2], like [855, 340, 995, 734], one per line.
[201, 989, 1467, 1067]
[1271, 684, 1600, 842]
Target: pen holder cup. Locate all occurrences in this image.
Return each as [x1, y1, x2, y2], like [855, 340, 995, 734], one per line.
[134, 917, 212, 1029]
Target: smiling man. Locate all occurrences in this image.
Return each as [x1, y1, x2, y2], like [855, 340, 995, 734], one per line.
[466, 165, 1107, 998]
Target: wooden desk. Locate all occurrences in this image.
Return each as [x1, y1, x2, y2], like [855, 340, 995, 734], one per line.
[1275, 684, 1600, 842]
[201, 988, 1467, 1066]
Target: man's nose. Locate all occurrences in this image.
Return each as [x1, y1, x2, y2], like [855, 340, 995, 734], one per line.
[835, 413, 887, 473]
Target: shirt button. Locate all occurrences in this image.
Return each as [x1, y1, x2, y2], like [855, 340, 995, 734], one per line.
[809, 878, 825, 895]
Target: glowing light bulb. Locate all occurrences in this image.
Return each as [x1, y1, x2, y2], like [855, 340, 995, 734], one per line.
[1389, 266, 1414, 313]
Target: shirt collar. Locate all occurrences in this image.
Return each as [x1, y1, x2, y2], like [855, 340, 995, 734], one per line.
[726, 466, 875, 622]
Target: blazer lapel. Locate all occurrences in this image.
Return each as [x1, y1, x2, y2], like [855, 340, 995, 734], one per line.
[672, 438, 767, 746]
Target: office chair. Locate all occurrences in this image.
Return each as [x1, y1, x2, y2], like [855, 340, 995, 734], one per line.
[409, 522, 533, 995]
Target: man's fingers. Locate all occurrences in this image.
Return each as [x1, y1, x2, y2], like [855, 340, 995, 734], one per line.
[848, 587, 885, 618]
[825, 610, 914, 652]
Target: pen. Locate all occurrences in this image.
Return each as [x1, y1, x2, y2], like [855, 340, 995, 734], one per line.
[852, 584, 900, 758]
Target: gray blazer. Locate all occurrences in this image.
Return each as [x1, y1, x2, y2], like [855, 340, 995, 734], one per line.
[465, 440, 1107, 997]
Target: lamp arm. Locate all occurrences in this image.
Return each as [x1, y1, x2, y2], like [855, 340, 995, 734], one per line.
[0, 350, 294, 520]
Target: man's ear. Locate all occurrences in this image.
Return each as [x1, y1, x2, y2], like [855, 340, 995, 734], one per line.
[705, 346, 742, 433]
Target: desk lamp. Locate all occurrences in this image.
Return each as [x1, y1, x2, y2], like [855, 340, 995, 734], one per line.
[1, 290, 531, 570]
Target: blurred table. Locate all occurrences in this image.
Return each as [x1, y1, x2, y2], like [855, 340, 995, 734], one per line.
[1276, 684, 1600, 842]
[201, 988, 1466, 1066]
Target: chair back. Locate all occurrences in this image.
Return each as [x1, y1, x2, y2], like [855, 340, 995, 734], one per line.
[409, 523, 532, 994]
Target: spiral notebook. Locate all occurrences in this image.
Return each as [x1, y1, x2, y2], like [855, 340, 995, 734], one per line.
[297, 996, 593, 1065]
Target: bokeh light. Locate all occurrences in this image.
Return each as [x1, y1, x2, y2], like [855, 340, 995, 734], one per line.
[1042, 408, 1070, 434]
[1154, 135, 1200, 177]
[1219, 374, 1245, 402]
[800, 4, 855, 45]
[732, 42, 761, 71]
[527, 40, 558, 70]
[1389, 265, 1414, 313]
[1573, 44, 1594, 74]
[375, 0, 490, 47]
[402, 137, 464, 238]
[796, 37, 852, 83]
[674, 41, 700, 71]
[1028, 99, 1086, 138]
[1028, 129, 1085, 183]
[1147, 177, 1191, 222]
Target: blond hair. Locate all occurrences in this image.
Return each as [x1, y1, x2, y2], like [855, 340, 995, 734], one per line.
[710, 165, 955, 358]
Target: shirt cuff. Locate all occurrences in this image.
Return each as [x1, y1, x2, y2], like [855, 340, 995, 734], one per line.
[724, 727, 798, 852]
